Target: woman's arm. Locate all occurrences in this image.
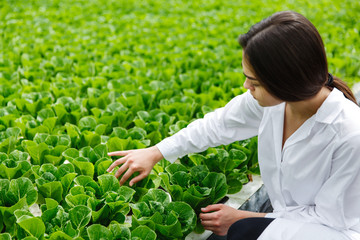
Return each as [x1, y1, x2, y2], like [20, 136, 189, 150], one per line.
[108, 91, 263, 185]
[157, 91, 263, 162]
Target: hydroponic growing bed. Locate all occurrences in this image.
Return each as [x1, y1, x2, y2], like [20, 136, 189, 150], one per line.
[0, 0, 359, 239]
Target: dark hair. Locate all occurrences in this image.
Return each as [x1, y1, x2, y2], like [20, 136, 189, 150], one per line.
[239, 11, 357, 104]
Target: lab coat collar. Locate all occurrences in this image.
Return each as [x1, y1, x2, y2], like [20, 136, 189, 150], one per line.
[282, 108, 316, 151]
[278, 88, 343, 151]
[314, 88, 344, 124]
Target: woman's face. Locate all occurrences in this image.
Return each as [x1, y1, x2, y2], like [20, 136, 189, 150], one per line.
[242, 54, 283, 107]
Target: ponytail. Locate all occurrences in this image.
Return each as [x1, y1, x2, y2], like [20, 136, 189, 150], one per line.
[327, 74, 358, 105]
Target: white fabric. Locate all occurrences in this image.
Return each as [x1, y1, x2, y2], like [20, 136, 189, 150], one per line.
[156, 88, 360, 240]
[259, 218, 350, 240]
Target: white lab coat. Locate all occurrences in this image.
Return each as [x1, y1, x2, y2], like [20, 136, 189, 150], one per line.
[156, 88, 360, 240]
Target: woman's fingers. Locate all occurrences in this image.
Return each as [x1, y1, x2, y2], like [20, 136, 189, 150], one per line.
[201, 218, 227, 236]
[199, 204, 223, 221]
[201, 223, 225, 236]
[200, 205, 249, 236]
[201, 204, 222, 213]
[108, 150, 130, 157]
[200, 219, 215, 227]
[119, 167, 134, 186]
[114, 160, 129, 178]
[200, 212, 217, 221]
[107, 156, 127, 173]
[202, 225, 216, 231]
[106, 147, 164, 186]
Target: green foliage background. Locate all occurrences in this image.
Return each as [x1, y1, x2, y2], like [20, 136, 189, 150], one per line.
[0, 0, 359, 239]
[1, 0, 359, 98]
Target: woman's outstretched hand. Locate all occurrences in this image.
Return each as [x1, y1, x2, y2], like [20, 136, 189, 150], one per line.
[200, 204, 266, 236]
[106, 146, 164, 186]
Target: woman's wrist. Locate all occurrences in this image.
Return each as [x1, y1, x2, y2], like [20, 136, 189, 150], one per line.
[251, 212, 267, 218]
[236, 210, 267, 220]
[149, 145, 164, 164]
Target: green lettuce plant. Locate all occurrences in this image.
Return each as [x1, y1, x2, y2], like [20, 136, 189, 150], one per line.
[131, 189, 197, 239]
[160, 163, 227, 233]
[0, 178, 38, 236]
[0, 150, 31, 180]
[33, 163, 77, 203]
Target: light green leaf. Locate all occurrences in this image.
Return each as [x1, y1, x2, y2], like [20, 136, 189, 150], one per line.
[131, 225, 157, 240]
[73, 158, 94, 178]
[0, 233, 11, 240]
[61, 173, 77, 196]
[37, 108, 55, 122]
[106, 137, 129, 152]
[5, 127, 21, 138]
[165, 163, 188, 175]
[69, 205, 92, 229]
[37, 181, 63, 203]
[43, 117, 58, 133]
[78, 116, 97, 132]
[65, 194, 90, 208]
[62, 148, 79, 161]
[117, 186, 136, 202]
[95, 159, 112, 177]
[109, 223, 130, 240]
[98, 175, 120, 195]
[79, 131, 101, 148]
[94, 124, 107, 135]
[188, 153, 206, 166]
[87, 224, 113, 240]
[16, 215, 45, 238]
[49, 231, 73, 240]
[26, 142, 50, 165]
[140, 189, 170, 206]
[6, 177, 37, 206]
[9, 150, 29, 162]
[93, 144, 107, 158]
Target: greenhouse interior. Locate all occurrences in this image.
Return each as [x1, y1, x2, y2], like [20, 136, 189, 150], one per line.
[0, 0, 359, 239]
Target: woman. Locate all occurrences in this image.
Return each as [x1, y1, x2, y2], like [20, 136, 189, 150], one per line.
[107, 11, 360, 240]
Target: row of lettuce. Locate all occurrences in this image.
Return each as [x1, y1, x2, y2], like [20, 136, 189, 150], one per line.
[0, 39, 257, 238]
[1, 0, 265, 239]
[0, 109, 257, 239]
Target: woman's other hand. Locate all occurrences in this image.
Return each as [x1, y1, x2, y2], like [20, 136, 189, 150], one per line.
[199, 204, 266, 236]
[107, 146, 163, 186]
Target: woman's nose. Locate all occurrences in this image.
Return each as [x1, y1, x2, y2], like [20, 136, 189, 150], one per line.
[243, 78, 254, 90]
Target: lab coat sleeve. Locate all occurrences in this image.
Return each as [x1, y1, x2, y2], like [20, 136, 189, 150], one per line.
[156, 91, 264, 162]
[266, 131, 360, 231]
